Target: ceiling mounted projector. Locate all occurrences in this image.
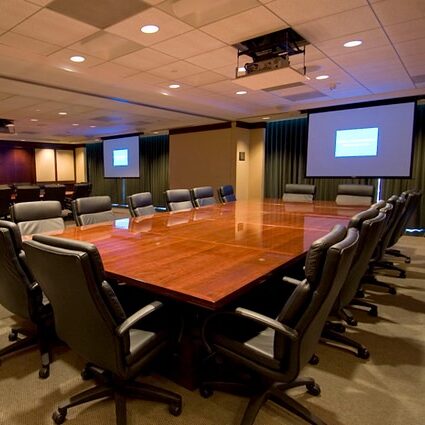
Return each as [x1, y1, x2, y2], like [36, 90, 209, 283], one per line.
[233, 28, 309, 90]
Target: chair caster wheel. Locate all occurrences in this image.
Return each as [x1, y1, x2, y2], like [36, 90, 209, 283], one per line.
[39, 366, 50, 379]
[309, 354, 319, 365]
[81, 367, 93, 380]
[52, 410, 67, 425]
[369, 307, 378, 317]
[405, 258, 411, 264]
[200, 385, 213, 398]
[8, 330, 18, 341]
[399, 271, 406, 279]
[389, 287, 397, 295]
[169, 403, 182, 416]
[346, 317, 357, 327]
[357, 348, 370, 360]
[306, 383, 321, 396]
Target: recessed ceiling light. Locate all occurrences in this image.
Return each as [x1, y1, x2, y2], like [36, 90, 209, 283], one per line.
[61, 67, 76, 73]
[262, 116, 271, 120]
[141, 24, 159, 34]
[153, 131, 159, 134]
[160, 91, 170, 96]
[90, 125, 96, 128]
[168, 84, 180, 89]
[237, 66, 246, 73]
[58, 111, 67, 115]
[236, 90, 247, 95]
[72, 123, 79, 126]
[344, 40, 362, 48]
[315, 75, 329, 80]
[30, 118, 38, 122]
[70, 55, 86, 63]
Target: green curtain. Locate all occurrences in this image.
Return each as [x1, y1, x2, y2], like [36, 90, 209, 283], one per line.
[87, 135, 169, 207]
[264, 118, 377, 202]
[264, 107, 425, 227]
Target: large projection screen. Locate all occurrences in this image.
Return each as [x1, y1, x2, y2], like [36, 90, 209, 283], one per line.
[306, 102, 415, 177]
[103, 136, 140, 178]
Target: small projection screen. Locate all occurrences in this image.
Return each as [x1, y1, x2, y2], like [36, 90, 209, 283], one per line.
[103, 136, 140, 178]
[306, 102, 415, 177]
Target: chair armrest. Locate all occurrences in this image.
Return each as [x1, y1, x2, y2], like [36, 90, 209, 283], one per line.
[235, 308, 298, 340]
[117, 300, 163, 336]
[282, 276, 304, 286]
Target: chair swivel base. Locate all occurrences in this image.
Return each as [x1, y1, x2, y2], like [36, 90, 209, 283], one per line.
[52, 369, 182, 425]
[322, 327, 370, 360]
[362, 275, 397, 295]
[385, 248, 411, 264]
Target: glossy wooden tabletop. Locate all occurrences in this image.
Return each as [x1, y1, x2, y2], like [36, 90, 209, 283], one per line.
[54, 200, 362, 309]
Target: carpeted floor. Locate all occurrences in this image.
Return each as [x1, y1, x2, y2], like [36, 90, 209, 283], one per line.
[0, 236, 424, 425]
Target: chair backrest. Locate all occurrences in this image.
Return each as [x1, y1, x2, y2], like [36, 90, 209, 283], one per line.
[10, 200, 65, 236]
[0, 186, 12, 217]
[72, 183, 92, 200]
[191, 186, 216, 207]
[274, 225, 358, 371]
[336, 208, 386, 308]
[24, 235, 129, 377]
[127, 192, 155, 217]
[282, 184, 316, 203]
[0, 220, 40, 320]
[335, 184, 374, 206]
[165, 189, 193, 211]
[43, 184, 66, 207]
[72, 195, 114, 226]
[218, 185, 236, 203]
[15, 185, 41, 203]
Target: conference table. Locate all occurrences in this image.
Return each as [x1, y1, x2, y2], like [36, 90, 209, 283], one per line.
[47, 199, 363, 388]
[53, 199, 362, 310]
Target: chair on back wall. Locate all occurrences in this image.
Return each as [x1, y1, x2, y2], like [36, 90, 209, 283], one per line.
[191, 186, 216, 207]
[335, 184, 374, 206]
[65, 182, 92, 209]
[218, 185, 236, 203]
[283, 184, 316, 203]
[72, 195, 115, 226]
[10, 200, 65, 236]
[43, 184, 67, 208]
[0, 185, 12, 219]
[24, 235, 182, 425]
[200, 225, 359, 425]
[127, 192, 155, 217]
[165, 189, 193, 211]
[14, 185, 41, 203]
[0, 220, 52, 378]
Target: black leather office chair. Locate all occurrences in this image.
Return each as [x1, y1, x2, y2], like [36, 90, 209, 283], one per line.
[65, 182, 92, 209]
[165, 189, 193, 211]
[24, 235, 182, 425]
[322, 208, 386, 358]
[200, 225, 359, 425]
[335, 184, 374, 206]
[218, 185, 236, 203]
[127, 192, 155, 217]
[10, 200, 65, 236]
[283, 184, 316, 203]
[0, 185, 12, 219]
[43, 184, 67, 208]
[191, 186, 216, 207]
[0, 221, 52, 378]
[72, 195, 115, 226]
[14, 185, 41, 203]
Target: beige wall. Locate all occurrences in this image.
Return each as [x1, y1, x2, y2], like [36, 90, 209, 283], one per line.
[169, 124, 265, 200]
[169, 128, 236, 193]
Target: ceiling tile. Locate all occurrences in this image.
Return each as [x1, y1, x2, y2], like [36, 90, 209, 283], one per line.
[395, 37, 425, 59]
[187, 46, 238, 69]
[47, 48, 105, 70]
[143, 0, 163, 5]
[70, 31, 143, 61]
[47, 0, 149, 29]
[113, 47, 176, 71]
[214, 64, 238, 79]
[25, 0, 54, 5]
[158, 0, 260, 28]
[203, 80, 249, 96]
[153, 30, 225, 60]
[0, 96, 43, 113]
[106, 8, 193, 47]
[177, 71, 226, 86]
[0, 92, 13, 101]
[201, 6, 287, 44]
[147, 60, 205, 79]
[266, 0, 367, 26]
[88, 61, 139, 78]
[385, 17, 425, 43]
[0, 31, 60, 55]
[293, 6, 380, 43]
[13, 8, 98, 46]
[371, 0, 425, 26]
[0, 0, 40, 32]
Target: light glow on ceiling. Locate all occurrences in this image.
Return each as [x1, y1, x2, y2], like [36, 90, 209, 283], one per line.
[236, 90, 247, 95]
[316, 75, 329, 80]
[141, 24, 159, 34]
[169, 84, 180, 89]
[344, 40, 362, 48]
[70, 55, 86, 63]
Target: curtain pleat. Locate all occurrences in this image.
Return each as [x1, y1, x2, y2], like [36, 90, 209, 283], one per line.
[87, 135, 169, 207]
